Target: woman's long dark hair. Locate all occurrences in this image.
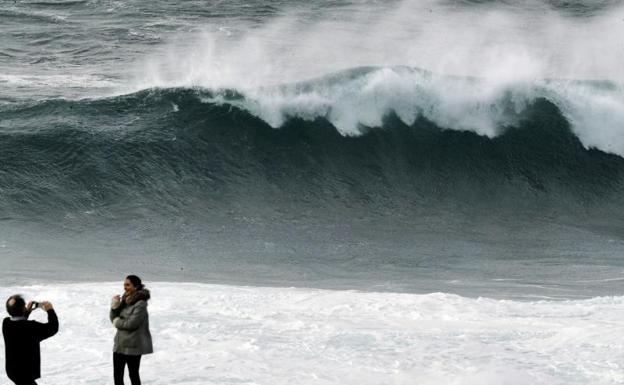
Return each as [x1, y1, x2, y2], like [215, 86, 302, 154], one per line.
[126, 275, 145, 290]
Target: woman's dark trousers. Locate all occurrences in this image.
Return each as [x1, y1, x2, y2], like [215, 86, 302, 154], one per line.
[114, 352, 142, 385]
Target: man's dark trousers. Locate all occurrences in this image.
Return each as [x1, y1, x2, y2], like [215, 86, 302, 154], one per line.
[12, 380, 37, 385]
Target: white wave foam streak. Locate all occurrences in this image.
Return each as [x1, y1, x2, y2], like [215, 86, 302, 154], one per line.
[0, 74, 118, 89]
[0, 283, 623, 385]
[0, 73, 120, 100]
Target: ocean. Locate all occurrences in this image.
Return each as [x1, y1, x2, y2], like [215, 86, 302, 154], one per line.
[1, 0, 624, 383]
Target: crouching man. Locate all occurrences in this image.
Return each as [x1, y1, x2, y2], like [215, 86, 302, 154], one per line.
[2, 295, 59, 385]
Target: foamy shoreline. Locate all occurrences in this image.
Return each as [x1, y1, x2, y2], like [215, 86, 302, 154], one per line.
[0, 282, 622, 385]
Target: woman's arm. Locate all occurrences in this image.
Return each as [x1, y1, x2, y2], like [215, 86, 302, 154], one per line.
[113, 301, 148, 331]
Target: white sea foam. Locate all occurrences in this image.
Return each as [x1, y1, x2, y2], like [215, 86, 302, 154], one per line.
[0, 74, 116, 89]
[0, 282, 622, 385]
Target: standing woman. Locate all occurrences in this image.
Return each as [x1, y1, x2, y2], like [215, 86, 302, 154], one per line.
[110, 275, 153, 385]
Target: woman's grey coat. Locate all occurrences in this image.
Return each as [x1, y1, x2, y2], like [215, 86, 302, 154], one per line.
[110, 289, 153, 356]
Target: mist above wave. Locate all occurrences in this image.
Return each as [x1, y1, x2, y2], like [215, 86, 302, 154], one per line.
[135, 0, 624, 87]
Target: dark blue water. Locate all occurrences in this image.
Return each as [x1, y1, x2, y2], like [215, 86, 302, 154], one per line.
[1, 0, 624, 299]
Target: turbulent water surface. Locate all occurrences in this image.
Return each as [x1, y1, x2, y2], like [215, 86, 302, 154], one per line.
[1, 0, 624, 299]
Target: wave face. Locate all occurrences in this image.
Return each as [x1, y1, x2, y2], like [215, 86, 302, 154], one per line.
[1, 86, 623, 218]
[1, 86, 624, 297]
[1, 0, 624, 296]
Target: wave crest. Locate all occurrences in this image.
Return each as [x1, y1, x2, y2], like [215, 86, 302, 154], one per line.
[196, 67, 624, 156]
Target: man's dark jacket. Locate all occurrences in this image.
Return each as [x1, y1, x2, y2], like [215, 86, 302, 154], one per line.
[2, 310, 59, 382]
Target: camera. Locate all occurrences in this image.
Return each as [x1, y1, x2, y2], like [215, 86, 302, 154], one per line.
[31, 301, 40, 309]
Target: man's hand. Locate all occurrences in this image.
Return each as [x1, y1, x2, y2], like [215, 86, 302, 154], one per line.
[40, 301, 53, 312]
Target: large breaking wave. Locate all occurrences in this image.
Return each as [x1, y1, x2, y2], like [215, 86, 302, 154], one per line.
[2, 0, 624, 295]
[1, 68, 624, 222]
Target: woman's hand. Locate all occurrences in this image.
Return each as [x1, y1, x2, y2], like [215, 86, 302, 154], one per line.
[111, 295, 122, 310]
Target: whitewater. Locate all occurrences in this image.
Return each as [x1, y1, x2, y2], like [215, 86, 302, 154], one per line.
[1, 282, 623, 385]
